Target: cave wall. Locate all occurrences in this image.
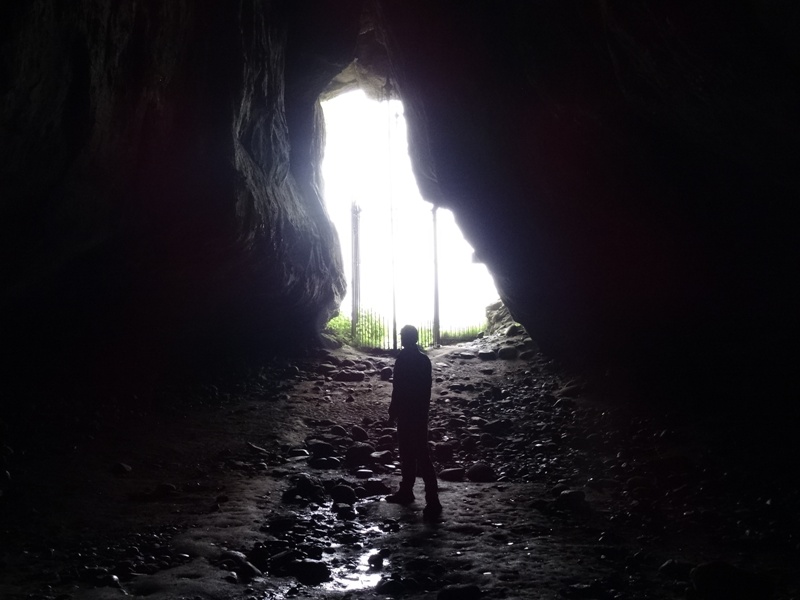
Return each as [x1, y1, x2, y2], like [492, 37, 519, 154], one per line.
[0, 1, 358, 384]
[376, 1, 800, 399]
[2, 1, 798, 402]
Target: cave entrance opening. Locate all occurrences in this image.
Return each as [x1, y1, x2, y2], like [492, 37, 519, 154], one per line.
[321, 89, 498, 349]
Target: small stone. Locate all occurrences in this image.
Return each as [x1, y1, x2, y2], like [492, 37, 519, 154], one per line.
[376, 578, 406, 595]
[370, 450, 394, 462]
[466, 462, 496, 482]
[368, 553, 384, 568]
[307, 440, 336, 458]
[380, 367, 393, 380]
[480, 433, 499, 447]
[363, 478, 392, 495]
[155, 482, 177, 497]
[351, 425, 370, 442]
[377, 434, 395, 447]
[309, 457, 340, 469]
[477, 349, 497, 360]
[289, 448, 310, 457]
[111, 462, 132, 475]
[345, 442, 376, 467]
[555, 489, 589, 512]
[659, 559, 694, 581]
[288, 559, 331, 585]
[333, 503, 357, 519]
[331, 484, 357, 505]
[355, 469, 374, 479]
[334, 370, 365, 382]
[432, 442, 455, 461]
[439, 468, 466, 482]
[497, 346, 518, 360]
[220, 549, 262, 581]
[330, 425, 348, 437]
[439, 583, 482, 599]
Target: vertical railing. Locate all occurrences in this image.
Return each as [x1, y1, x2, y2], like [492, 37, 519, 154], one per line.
[351, 201, 361, 340]
[432, 206, 440, 347]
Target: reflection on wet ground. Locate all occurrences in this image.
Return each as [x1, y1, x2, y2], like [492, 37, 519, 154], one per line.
[324, 547, 387, 591]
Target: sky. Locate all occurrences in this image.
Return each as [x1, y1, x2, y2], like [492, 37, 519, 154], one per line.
[321, 90, 499, 334]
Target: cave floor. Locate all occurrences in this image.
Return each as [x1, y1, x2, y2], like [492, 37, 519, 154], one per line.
[1, 332, 798, 600]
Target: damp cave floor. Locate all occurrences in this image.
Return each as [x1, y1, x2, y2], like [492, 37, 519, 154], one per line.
[1, 333, 799, 600]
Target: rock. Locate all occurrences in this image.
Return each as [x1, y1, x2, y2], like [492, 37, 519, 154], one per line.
[659, 559, 695, 581]
[380, 367, 393, 380]
[370, 450, 394, 462]
[355, 468, 374, 479]
[345, 442, 376, 466]
[479, 433, 499, 447]
[363, 478, 392, 495]
[377, 434, 395, 447]
[461, 435, 479, 450]
[477, 349, 497, 360]
[555, 489, 589, 512]
[288, 559, 331, 585]
[309, 457, 340, 469]
[155, 482, 177, 497]
[282, 473, 326, 504]
[330, 425, 348, 437]
[505, 324, 524, 336]
[111, 462, 132, 475]
[690, 561, 773, 600]
[484, 417, 509, 437]
[351, 425, 370, 441]
[307, 440, 336, 458]
[317, 363, 338, 375]
[219, 549, 262, 581]
[436, 584, 483, 600]
[439, 468, 466, 482]
[439, 584, 482, 600]
[376, 578, 406, 595]
[368, 553, 384, 568]
[432, 442, 456, 461]
[466, 462, 496, 482]
[332, 503, 357, 519]
[553, 398, 575, 409]
[289, 448, 310, 457]
[497, 346, 518, 359]
[334, 370, 365, 382]
[331, 484, 357, 505]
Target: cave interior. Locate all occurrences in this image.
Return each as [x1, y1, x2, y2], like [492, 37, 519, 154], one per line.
[1, 1, 799, 598]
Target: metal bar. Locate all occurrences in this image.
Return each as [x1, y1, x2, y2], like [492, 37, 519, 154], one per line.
[351, 200, 360, 340]
[432, 206, 440, 347]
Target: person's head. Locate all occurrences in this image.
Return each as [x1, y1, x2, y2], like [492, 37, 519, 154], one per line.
[400, 325, 419, 348]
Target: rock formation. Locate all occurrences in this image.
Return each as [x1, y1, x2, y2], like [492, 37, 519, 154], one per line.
[2, 1, 798, 403]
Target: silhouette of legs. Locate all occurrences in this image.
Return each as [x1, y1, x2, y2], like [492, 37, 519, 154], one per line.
[389, 418, 441, 514]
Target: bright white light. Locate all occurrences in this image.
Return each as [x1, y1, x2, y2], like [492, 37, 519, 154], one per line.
[321, 90, 498, 332]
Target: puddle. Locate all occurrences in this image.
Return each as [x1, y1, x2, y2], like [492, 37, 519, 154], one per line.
[323, 548, 388, 592]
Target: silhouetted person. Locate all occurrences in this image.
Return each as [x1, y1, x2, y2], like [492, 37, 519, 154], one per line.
[386, 325, 442, 518]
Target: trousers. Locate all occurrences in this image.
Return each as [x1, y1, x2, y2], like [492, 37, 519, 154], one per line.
[397, 417, 438, 500]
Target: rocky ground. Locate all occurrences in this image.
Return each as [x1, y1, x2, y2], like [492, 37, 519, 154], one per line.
[1, 328, 799, 600]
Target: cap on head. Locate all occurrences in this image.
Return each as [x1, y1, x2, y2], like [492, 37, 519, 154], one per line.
[400, 324, 419, 346]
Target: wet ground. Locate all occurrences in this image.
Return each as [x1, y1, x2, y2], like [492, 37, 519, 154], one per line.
[1, 330, 798, 599]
